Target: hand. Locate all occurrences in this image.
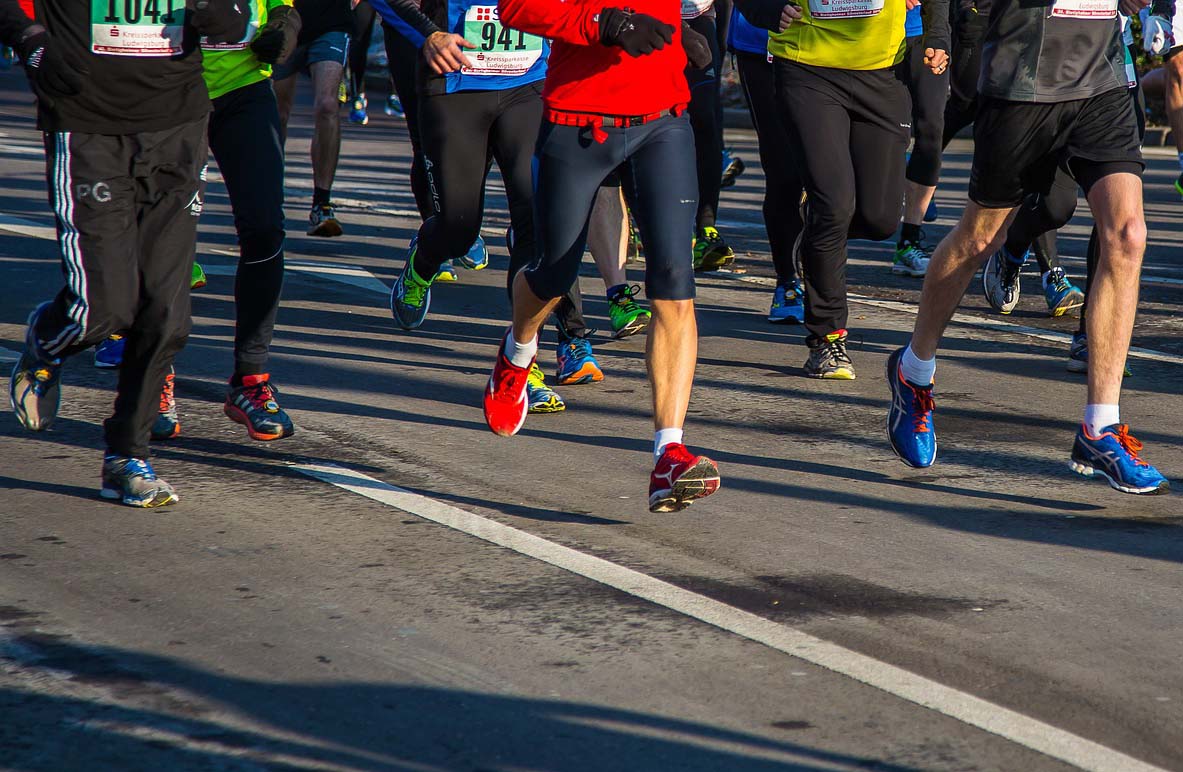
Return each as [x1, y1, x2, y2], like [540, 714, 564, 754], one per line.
[250, 5, 302, 64]
[905, 0, 921, 10]
[778, 4, 802, 31]
[189, 0, 252, 44]
[18, 30, 88, 111]
[423, 31, 475, 74]
[924, 47, 948, 76]
[599, 7, 674, 57]
[1119, 0, 1149, 14]
[681, 21, 712, 69]
[1143, 14, 1174, 55]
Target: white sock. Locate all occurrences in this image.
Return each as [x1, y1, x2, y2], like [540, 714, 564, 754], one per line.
[505, 331, 537, 369]
[654, 428, 684, 461]
[899, 344, 936, 386]
[1083, 404, 1120, 437]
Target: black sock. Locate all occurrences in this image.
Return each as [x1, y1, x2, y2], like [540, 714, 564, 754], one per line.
[313, 187, 331, 207]
[899, 223, 921, 246]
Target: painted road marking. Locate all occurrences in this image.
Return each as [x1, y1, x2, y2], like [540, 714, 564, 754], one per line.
[0, 213, 58, 241]
[204, 252, 390, 294]
[295, 462, 1165, 772]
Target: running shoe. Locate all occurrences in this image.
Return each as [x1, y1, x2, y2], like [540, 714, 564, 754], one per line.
[1175, 172, 1183, 199]
[436, 261, 459, 282]
[337, 79, 348, 103]
[308, 203, 343, 237]
[1070, 423, 1169, 495]
[10, 348, 61, 432]
[391, 245, 434, 330]
[804, 330, 855, 380]
[608, 284, 651, 338]
[885, 347, 936, 469]
[1043, 267, 1084, 317]
[151, 368, 180, 441]
[692, 226, 734, 272]
[484, 334, 532, 436]
[94, 334, 125, 369]
[648, 443, 721, 513]
[768, 281, 804, 324]
[924, 199, 939, 223]
[556, 336, 604, 385]
[527, 363, 566, 413]
[893, 236, 930, 277]
[224, 373, 294, 441]
[720, 149, 745, 189]
[982, 248, 1022, 314]
[384, 93, 404, 117]
[349, 95, 369, 125]
[101, 455, 179, 508]
[1066, 332, 1132, 377]
[191, 262, 207, 289]
[457, 235, 489, 270]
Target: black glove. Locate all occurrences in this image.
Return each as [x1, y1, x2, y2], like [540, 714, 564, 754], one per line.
[681, 21, 711, 69]
[17, 31, 88, 111]
[189, 0, 252, 44]
[250, 5, 302, 64]
[599, 7, 674, 57]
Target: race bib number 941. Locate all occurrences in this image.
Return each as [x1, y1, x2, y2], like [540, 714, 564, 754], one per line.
[92, 0, 185, 56]
[807, 0, 884, 19]
[461, 6, 543, 77]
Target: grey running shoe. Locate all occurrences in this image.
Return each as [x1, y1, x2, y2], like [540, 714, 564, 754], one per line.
[308, 204, 343, 237]
[982, 249, 1022, 314]
[10, 349, 61, 431]
[804, 330, 855, 380]
[1067, 332, 1132, 377]
[100, 455, 179, 508]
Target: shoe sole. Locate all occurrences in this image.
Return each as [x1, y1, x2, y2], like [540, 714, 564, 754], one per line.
[557, 364, 604, 385]
[980, 258, 1018, 314]
[768, 314, 803, 324]
[224, 404, 293, 441]
[694, 250, 734, 273]
[805, 369, 856, 380]
[528, 402, 566, 414]
[648, 458, 721, 513]
[100, 486, 180, 507]
[884, 351, 936, 469]
[307, 221, 343, 238]
[891, 265, 925, 277]
[1068, 460, 1170, 495]
[1048, 298, 1084, 317]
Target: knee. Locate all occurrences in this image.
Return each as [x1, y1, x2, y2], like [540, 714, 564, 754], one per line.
[314, 96, 340, 120]
[239, 231, 285, 264]
[807, 198, 856, 236]
[1100, 218, 1146, 264]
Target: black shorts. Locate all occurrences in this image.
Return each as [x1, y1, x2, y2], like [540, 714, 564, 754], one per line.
[968, 87, 1143, 208]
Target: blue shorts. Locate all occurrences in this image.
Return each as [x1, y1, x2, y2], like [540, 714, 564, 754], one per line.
[272, 31, 350, 81]
[524, 114, 698, 303]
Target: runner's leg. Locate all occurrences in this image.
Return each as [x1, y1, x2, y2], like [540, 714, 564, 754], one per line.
[384, 25, 431, 219]
[686, 13, 732, 270]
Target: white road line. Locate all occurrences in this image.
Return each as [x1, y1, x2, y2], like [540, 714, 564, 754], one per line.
[0, 346, 20, 363]
[295, 462, 1165, 772]
[0, 212, 57, 241]
[714, 271, 1183, 367]
[203, 254, 390, 294]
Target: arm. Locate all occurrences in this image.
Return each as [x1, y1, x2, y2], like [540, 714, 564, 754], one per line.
[368, 0, 434, 44]
[731, 0, 786, 33]
[920, 0, 950, 56]
[498, 0, 600, 45]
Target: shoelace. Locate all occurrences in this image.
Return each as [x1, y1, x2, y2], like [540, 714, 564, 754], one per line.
[240, 381, 277, 412]
[1113, 425, 1149, 467]
[911, 386, 935, 433]
[565, 337, 593, 362]
[401, 270, 430, 308]
[611, 283, 643, 310]
[1049, 269, 1072, 293]
[159, 376, 175, 414]
[494, 360, 530, 401]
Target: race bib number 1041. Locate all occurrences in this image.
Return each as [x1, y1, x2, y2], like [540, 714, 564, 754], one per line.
[91, 0, 185, 56]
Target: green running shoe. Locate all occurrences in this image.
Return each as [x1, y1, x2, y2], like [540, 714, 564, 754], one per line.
[526, 363, 565, 413]
[608, 283, 651, 339]
[390, 241, 434, 330]
[191, 262, 207, 289]
[693, 226, 734, 272]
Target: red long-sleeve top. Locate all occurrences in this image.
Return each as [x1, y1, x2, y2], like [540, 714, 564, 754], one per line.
[498, 0, 689, 116]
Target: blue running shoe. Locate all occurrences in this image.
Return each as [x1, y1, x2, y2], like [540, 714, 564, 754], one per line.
[384, 93, 404, 118]
[768, 281, 805, 324]
[94, 334, 125, 369]
[924, 199, 939, 223]
[1070, 424, 1169, 495]
[1043, 267, 1084, 318]
[556, 336, 604, 385]
[885, 347, 936, 468]
[458, 235, 489, 270]
[101, 455, 179, 507]
[349, 95, 369, 125]
[390, 239, 434, 330]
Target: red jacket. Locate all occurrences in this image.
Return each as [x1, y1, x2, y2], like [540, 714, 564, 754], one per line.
[498, 0, 688, 116]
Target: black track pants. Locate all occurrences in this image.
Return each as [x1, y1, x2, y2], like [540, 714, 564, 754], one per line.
[686, 13, 723, 231]
[903, 35, 949, 187]
[209, 79, 287, 377]
[32, 117, 208, 458]
[384, 25, 431, 219]
[736, 51, 800, 284]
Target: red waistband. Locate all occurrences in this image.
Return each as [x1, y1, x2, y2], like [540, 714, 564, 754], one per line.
[544, 105, 687, 143]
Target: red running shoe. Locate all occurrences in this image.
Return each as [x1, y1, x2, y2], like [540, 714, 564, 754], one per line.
[648, 443, 721, 513]
[484, 334, 532, 436]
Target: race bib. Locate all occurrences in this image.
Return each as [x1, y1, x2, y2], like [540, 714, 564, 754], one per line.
[461, 6, 543, 77]
[91, 0, 185, 56]
[1050, 0, 1117, 19]
[682, 0, 714, 19]
[807, 0, 884, 20]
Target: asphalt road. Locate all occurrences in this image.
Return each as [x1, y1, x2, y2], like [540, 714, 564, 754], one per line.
[0, 69, 1181, 772]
